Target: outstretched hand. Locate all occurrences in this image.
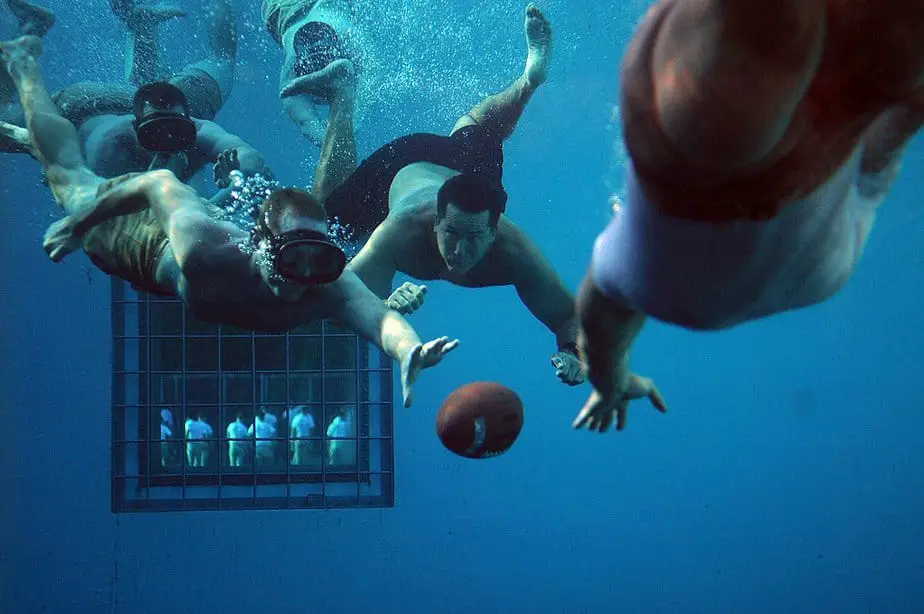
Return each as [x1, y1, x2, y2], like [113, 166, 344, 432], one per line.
[573, 363, 667, 432]
[399, 336, 460, 408]
[43, 216, 83, 263]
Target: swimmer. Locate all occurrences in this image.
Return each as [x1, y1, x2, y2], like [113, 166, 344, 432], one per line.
[575, 0, 924, 432]
[1, 34, 458, 408]
[1, 0, 261, 186]
[324, 5, 584, 386]
[262, 0, 358, 145]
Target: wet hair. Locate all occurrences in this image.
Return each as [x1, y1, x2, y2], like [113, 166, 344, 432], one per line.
[258, 187, 327, 234]
[436, 173, 508, 227]
[132, 82, 190, 120]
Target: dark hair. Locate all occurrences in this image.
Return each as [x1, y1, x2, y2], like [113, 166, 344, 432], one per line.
[436, 173, 507, 227]
[259, 187, 327, 234]
[132, 82, 190, 120]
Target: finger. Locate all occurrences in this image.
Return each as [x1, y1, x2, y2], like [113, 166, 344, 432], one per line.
[425, 336, 449, 354]
[616, 403, 628, 431]
[417, 284, 428, 295]
[599, 409, 613, 433]
[441, 339, 460, 354]
[551, 355, 563, 370]
[402, 380, 413, 408]
[649, 385, 668, 413]
[572, 394, 598, 428]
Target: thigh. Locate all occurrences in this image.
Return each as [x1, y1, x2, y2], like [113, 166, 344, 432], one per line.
[169, 68, 224, 121]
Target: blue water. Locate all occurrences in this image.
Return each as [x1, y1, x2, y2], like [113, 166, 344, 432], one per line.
[2, 1, 923, 612]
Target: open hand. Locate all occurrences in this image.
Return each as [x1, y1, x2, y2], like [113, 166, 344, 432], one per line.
[43, 216, 83, 263]
[399, 336, 460, 408]
[573, 364, 666, 432]
[385, 282, 427, 315]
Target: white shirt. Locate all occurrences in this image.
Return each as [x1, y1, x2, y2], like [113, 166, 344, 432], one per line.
[185, 418, 213, 440]
[291, 411, 316, 438]
[226, 419, 248, 440]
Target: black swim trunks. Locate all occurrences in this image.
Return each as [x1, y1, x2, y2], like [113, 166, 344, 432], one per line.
[324, 125, 504, 242]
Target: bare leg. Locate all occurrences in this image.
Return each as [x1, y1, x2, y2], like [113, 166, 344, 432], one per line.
[1, 0, 55, 118]
[7, 0, 55, 37]
[282, 94, 325, 145]
[312, 62, 356, 202]
[113, 1, 186, 85]
[0, 36, 99, 212]
[0, 118, 33, 155]
[450, 3, 552, 139]
[179, 0, 237, 105]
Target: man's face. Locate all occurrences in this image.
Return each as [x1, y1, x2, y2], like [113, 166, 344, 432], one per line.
[434, 204, 496, 274]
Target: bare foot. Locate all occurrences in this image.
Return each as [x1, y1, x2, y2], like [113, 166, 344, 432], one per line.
[0, 35, 42, 72]
[0, 119, 34, 155]
[523, 3, 552, 87]
[280, 58, 356, 102]
[7, 0, 56, 38]
[128, 4, 186, 34]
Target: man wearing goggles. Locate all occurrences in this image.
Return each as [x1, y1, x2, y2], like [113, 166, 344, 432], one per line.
[4, 33, 458, 408]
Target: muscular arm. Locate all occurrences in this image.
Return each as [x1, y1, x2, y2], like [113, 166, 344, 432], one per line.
[69, 173, 153, 236]
[194, 120, 265, 175]
[506, 228, 580, 351]
[346, 219, 401, 298]
[323, 270, 421, 364]
[575, 270, 646, 383]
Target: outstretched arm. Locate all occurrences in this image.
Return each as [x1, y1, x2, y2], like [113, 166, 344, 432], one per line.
[572, 270, 666, 432]
[194, 120, 266, 178]
[505, 227, 583, 384]
[324, 270, 459, 408]
[346, 219, 401, 298]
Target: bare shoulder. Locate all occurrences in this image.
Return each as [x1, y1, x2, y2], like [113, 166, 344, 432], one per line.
[370, 206, 431, 250]
[486, 216, 551, 284]
[492, 216, 532, 260]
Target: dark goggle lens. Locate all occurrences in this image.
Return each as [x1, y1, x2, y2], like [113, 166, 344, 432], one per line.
[274, 239, 346, 284]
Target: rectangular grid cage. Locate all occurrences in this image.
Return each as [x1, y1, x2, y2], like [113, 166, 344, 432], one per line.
[110, 279, 396, 512]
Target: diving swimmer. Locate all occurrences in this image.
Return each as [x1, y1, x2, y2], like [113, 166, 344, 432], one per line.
[324, 4, 586, 386]
[575, 0, 924, 432]
[1, 0, 262, 185]
[1, 34, 458, 408]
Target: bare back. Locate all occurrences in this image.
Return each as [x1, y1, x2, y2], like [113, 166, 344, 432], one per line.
[159, 215, 342, 333]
